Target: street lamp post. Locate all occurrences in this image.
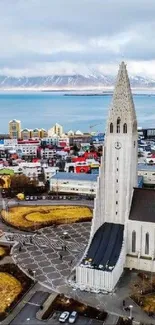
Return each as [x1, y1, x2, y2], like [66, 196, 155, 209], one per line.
[72, 287, 77, 300]
[33, 270, 36, 280]
[129, 305, 133, 319]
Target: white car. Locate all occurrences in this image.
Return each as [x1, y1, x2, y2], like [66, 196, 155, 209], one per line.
[69, 311, 78, 324]
[59, 311, 70, 323]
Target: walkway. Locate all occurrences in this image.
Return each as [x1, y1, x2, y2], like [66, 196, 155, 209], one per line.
[8, 222, 91, 291]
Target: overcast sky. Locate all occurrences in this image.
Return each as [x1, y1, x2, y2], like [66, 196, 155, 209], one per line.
[0, 0, 155, 77]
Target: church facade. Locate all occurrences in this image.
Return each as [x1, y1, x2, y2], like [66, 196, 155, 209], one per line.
[76, 62, 155, 293]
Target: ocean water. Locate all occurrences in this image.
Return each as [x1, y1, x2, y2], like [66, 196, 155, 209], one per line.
[0, 91, 155, 133]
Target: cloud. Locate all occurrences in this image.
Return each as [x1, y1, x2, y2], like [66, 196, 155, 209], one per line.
[0, 0, 155, 77]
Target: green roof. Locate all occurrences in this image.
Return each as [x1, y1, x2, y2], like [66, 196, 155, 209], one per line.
[0, 169, 14, 175]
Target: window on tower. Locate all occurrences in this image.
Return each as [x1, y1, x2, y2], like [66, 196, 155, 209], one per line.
[145, 232, 149, 255]
[117, 117, 121, 133]
[132, 230, 136, 253]
[123, 123, 127, 133]
[110, 123, 113, 133]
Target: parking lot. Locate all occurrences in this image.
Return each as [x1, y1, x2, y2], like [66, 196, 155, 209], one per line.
[48, 311, 104, 325]
[10, 291, 104, 325]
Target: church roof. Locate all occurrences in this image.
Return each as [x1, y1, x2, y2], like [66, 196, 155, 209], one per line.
[109, 61, 137, 122]
[129, 188, 155, 223]
[81, 222, 124, 272]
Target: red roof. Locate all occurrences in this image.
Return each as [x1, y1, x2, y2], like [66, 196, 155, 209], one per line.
[18, 140, 40, 144]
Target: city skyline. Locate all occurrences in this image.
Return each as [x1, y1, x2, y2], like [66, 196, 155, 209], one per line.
[0, 0, 155, 78]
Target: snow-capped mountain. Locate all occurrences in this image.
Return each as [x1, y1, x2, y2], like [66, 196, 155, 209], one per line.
[0, 74, 154, 89]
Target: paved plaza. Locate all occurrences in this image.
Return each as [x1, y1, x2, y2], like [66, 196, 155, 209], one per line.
[1, 213, 155, 324]
[10, 222, 91, 291]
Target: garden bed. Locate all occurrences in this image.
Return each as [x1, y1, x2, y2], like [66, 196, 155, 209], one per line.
[42, 293, 107, 321]
[130, 272, 155, 315]
[0, 263, 33, 320]
[0, 245, 10, 260]
[1, 205, 92, 231]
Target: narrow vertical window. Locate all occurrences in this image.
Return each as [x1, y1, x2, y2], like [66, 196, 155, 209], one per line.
[132, 231, 136, 253]
[145, 232, 149, 255]
[123, 123, 127, 133]
[110, 123, 113, 133]
[133, 121, 137, 132]
[117, 117, 121, 133]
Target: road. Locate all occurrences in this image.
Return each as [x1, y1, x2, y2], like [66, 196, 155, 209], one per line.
[10, 291, 50, 325]
[7, 199, 94, 208]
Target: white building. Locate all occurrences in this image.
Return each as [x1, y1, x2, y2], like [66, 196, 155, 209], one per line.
[50, 172, 97, 195]
[138, 163, 155, 186]
[40, 148, 56, 159]
[76, 62, 155, 293]
[19, 162, 42, 180]
[43, 166, 59, 181]
[15, 141, 39, 157]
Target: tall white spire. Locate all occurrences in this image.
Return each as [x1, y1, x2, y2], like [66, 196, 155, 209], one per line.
[91, 61, 138, 230]
[107, 61, 137, 135]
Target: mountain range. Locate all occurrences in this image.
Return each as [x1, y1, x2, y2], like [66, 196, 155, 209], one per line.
[0, 74, 155, 89]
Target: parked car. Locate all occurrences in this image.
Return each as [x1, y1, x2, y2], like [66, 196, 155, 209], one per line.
[25, 196, 29, 201]
[69, 311, 78, 323]
[59, 311, 70, 323]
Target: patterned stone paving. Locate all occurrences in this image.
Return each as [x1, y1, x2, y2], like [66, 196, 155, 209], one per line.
[8, 222, 91, 291]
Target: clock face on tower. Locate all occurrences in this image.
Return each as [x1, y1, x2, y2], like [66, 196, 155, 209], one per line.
[115, 142, 122, 149]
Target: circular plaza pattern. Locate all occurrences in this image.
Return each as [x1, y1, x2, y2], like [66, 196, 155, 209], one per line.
[1, 205, 92, 230]
[10, 221, 91, 292]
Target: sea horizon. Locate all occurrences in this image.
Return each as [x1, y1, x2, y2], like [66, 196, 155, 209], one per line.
[0, 90, 155, 134]
[1, 87, 155, 94]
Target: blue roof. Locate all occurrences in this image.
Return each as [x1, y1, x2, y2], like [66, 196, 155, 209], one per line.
[138, 163, 155, 171]
[51, 172, 98, 182]
[51, 172, 144, 185]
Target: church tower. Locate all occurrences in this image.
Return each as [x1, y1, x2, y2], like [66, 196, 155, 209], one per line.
[76, 62, 138, 293]
[91, 62, 138, 234]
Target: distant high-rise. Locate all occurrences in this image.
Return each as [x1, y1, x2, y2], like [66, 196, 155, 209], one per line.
[9, 119, 21, 139]
[21, 128, 32, 140]
[48, 123, 63, 137]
